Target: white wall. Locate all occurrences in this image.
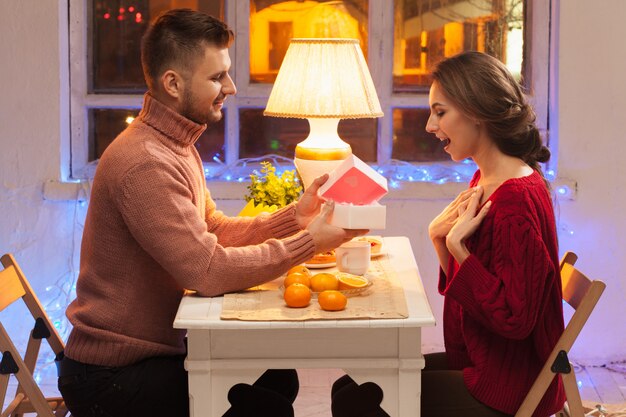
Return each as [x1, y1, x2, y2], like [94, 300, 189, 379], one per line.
[0, 0, 80, 379]
[1, 1, 624, 383]
[554, 0, 626, 363]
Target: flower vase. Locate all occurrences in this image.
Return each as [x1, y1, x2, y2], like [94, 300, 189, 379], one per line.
[237, 199, 279, 217]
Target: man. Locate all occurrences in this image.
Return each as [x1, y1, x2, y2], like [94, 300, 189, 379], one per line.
[57, 9, 363, 417]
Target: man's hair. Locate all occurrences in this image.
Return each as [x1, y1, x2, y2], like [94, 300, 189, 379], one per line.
[141, 8, 234, 90]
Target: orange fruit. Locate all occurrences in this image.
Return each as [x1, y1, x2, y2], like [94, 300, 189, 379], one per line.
[318, 290, 348, 311]
[336, 273, 369, 290]
[287, 265, 312, 277]
[284, 271, 311, 289]
[310, 273, 339, 292]
[283, 283, 311, 308]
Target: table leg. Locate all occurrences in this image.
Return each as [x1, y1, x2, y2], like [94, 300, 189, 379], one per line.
[186, 363, 211, 417]
[187, 362, 263, 417]
[343, 368, 399, 416]
[211, 369, 265, 416]
[343, 367, 422, 417]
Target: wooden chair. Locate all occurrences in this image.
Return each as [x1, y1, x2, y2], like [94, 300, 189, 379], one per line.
[0, 253, 68, 417]
[515, 252, 606, 417]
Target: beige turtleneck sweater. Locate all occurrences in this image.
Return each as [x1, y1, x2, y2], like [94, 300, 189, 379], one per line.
[65, 94, 316, 367]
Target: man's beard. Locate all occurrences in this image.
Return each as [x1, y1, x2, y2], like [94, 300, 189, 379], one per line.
[180, 90, 223, 125]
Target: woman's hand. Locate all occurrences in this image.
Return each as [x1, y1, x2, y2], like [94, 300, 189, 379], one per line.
[446, 188, 492, 263]
[295, 174, 328, 229]
[428, 187, 478, 241]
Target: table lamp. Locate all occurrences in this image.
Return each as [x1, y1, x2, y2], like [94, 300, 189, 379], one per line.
[263, 38, 383, 189]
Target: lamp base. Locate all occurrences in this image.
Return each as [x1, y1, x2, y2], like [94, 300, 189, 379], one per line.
[294, 157, 345, 189]
[294, 118, 352, 189]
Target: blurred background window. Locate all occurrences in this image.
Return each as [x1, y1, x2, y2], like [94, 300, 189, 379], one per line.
[393, 0, 525, 92]
[249, 0, 368, 84]
[71, 0, 541, 182]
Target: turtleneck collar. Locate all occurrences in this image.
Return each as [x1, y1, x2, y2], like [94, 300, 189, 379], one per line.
[138, 93, 207, 147]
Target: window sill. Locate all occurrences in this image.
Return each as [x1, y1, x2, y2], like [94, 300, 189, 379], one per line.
[43, 178, 578, 202]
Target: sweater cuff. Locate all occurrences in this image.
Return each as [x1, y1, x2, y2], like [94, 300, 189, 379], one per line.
[442, 254, 493, 308]
[266, 204, 302, 239]
[437, 267, 448, 295]
[438, 255, 456, 295]
[282, 230, 316, 265]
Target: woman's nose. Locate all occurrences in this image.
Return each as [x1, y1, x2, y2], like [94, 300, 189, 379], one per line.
[425, 114, 437, 133]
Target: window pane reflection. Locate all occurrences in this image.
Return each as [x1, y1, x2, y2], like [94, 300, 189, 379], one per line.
[392, 108, 448, 162]
[250, 0, 369, 84]
[239, 109, 377, 162]
[89, 108, 225, 162]
[89, 109, 140, 161]
[91, 0, 225, 93]
[393, 0, 525, 92]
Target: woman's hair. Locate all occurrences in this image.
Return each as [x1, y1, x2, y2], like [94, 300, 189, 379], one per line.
[141, 8, 234, 91]
[432, 51, 550, 174]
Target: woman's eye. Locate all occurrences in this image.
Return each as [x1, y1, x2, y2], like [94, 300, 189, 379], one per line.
[437, 111, 445, 117]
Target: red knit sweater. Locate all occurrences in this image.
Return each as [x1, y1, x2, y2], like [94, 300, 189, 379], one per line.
[439, 170, 566, 417]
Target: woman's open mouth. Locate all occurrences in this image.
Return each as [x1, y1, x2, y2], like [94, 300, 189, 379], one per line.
[441, 138, 451, 149]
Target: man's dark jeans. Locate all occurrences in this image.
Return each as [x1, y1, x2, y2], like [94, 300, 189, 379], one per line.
[57, 352, 299, 417]
[57, 353, 189, 417]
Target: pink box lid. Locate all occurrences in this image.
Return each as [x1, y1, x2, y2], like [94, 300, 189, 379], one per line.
[318, 154, 388, 205]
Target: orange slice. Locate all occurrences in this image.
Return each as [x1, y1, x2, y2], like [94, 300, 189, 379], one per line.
[336, 273, 369, 290]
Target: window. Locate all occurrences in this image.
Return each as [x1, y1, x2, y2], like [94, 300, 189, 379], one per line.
[69, 0, 550, 182]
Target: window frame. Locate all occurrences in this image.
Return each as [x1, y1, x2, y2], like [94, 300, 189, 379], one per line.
[67, 0, 553, 180]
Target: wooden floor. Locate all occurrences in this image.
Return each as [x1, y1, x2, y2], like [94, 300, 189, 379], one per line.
[5, 364, 626, 416]
[293, 365, 626, 417]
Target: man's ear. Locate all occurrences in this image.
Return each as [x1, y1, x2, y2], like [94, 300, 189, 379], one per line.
[161, 70, 184, 99]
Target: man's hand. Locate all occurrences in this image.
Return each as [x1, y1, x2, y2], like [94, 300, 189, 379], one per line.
[295, 174, 329, 229]
[307, 201, 368, 254]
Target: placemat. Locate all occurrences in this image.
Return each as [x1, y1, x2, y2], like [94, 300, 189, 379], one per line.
[220, 256, 408, 321]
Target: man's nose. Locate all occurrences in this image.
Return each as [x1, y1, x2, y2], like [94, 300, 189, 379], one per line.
[223, 72, 237, 95]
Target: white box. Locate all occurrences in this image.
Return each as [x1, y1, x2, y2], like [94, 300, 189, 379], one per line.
[328, 202, 386, 230]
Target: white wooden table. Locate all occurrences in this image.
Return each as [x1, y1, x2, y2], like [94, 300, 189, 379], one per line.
[174, 236, 436, 417]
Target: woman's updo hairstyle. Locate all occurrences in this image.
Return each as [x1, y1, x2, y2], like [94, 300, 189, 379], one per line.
[431, 51, 550, 174]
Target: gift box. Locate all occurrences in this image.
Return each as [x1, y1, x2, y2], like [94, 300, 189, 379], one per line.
[328, 202, 386, 229]
[319, 155, 388, 229]
[318, 155, 387, 205]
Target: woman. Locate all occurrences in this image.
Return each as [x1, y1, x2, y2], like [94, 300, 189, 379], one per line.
[331, 52, 565, 417]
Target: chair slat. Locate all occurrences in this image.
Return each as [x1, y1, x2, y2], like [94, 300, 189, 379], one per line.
[515, 252, 606, 417]
[561, 263, 592, 309]
[1, 392, 25, 417]
[0, 266, 26, 312]
[0, 254, 65, 354]
[1, 254, 69, 417]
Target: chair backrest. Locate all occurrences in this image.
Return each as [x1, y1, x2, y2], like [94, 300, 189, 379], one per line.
[0, 253, 67, 417]
[515, 251, 606, 417]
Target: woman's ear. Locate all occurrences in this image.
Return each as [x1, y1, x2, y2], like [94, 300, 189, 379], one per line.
[161, 70, 184, 99]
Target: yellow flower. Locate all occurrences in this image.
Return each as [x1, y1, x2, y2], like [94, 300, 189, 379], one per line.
[245, 161, 303, 208]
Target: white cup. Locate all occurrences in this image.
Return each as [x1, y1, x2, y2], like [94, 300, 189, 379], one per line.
[336, 241, 371, 275]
